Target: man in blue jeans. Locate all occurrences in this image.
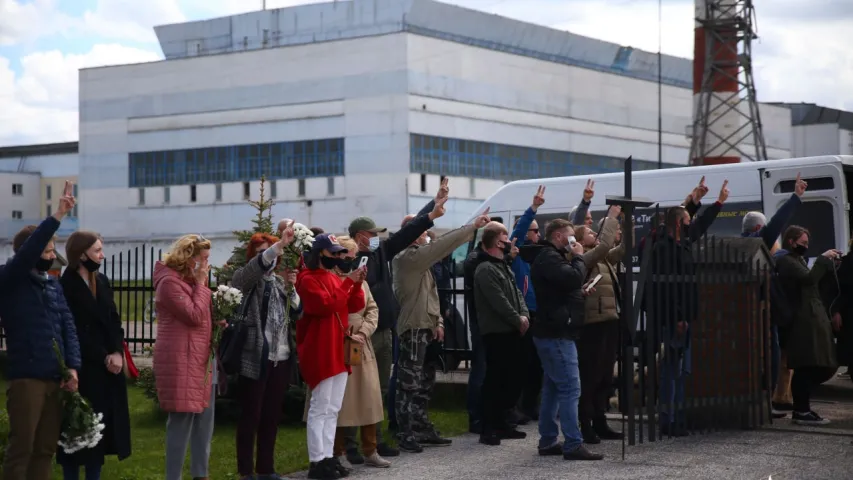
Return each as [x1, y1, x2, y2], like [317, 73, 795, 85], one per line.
[529, 218, 603, 461]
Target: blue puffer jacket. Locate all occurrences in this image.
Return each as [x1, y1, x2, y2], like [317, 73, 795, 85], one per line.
[0, 216, 81, 380]
[510, 206, 538, 312]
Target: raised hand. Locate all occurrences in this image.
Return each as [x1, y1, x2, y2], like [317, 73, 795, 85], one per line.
[717, 180, 730, 203]
[607, 205, 622, 219]
[692, 176, 709, 203]
[435, 176, 449, 203]
[509, 238, 519, 259]
[54, 180, 76, 220]
[429, 196, 448, 221]
[532, 185, 546, 209]
[583, 179, 595, 202]
[473, 207, 491, 229]
[273, 221, 295, 252]
[794, 173, 808, 197]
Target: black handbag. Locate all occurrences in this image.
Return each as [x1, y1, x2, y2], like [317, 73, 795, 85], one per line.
[218, 286, 257, 375]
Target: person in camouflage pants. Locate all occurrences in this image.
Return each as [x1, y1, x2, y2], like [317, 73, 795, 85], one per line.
[395, 328, 439, 445]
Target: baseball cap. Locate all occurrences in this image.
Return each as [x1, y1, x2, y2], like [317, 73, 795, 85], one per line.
[312, 233, 348, 253]
[348, 217, 387, 236]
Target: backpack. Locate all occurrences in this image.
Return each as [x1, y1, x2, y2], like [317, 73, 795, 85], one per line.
[769, 255, 798, 327]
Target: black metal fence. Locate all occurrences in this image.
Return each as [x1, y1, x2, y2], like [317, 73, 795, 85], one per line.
[619, 229, 773, 447]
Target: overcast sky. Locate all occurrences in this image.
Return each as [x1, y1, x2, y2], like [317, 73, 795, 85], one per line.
[1, 0, 851, 147]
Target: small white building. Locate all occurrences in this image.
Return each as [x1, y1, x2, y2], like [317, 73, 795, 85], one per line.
[73, 0, 795, 270]
[0, 142, 80, 252]
[782, 103, 853, 157]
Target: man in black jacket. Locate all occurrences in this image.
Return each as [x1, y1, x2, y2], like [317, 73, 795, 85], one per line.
[650, 179, 728, 436]
[473, 222, 529, 446]
[530, 218, 603, 461]
[463, 242, 487, 433]
[342, 179, 448, 462]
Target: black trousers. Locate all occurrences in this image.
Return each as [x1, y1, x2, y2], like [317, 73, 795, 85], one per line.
[792, 366, 835, 413]
[518, 312, 543, 415]
[577, 321, 620, 423]
[481, 332, 525, 434]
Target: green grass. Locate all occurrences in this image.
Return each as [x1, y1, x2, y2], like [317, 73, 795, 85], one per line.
[0, 378, 469, 479]
[109, 280, 155, 325]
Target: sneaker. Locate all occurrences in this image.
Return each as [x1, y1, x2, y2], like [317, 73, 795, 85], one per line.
[792, 411, 830, 426]
[330, 457, 350, 478]
[364, 452, 391, 468]
[771, 408, 787, 419]
[377, 442, 399, 457]
[345, 448, 364, 465]
[837, 369, 850, 378]
[397, 437, 424, 453]
[307, 461, 339, 480]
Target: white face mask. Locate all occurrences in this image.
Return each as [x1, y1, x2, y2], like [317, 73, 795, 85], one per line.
[424, 236, 431, 245]
[368, 236, 380, 252]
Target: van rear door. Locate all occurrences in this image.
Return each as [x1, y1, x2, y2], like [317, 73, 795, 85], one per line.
[760, 163, 848, 256]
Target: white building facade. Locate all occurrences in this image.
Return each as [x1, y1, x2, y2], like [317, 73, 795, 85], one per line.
[783, 103, 853, 157]
[75, 0, 792, 268]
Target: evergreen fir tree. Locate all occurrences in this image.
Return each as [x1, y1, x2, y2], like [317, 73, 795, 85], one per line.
[214, 176, 276, 285]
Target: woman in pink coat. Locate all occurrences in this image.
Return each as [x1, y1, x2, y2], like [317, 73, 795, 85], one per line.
[152, 234, 216, 480]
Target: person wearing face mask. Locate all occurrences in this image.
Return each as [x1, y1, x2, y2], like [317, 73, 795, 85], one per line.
[392, 204, 491, 453]
[326, 236, 393, 469]
[296, 234, 367, 480]
[649, 179, 727, 437]
[56, 231, 131, 480]
[775, 225, 840, 425]
[229, 225, 302, 480]
[529, 218, 602, 461]
[152, 234, 217, 480]
[572, 206, 625, 445]
[472, 222, 530, 446]
[341, 179, 449, 463]
[0, 181, 81, 480]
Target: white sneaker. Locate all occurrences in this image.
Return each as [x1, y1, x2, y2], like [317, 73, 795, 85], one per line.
[365, 452, 391, 468]
[337, 455, 353, 469]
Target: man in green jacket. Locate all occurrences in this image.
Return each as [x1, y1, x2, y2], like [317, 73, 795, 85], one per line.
[473, 222, 530, 446]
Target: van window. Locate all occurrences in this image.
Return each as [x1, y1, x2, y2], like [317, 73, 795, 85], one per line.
[784, 200, 835, 258]
[776, 177, 835, 193]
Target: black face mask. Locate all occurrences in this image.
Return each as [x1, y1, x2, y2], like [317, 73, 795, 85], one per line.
[337, 259, 356, 273]
[501, 241, 513, 256]
[35, 257, 53, 272]
[792, 244, 808, 256]
[320, 256, 344, 270]
[81, 256, 101, 273]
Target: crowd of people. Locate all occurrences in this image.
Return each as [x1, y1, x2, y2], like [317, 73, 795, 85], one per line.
[0, 171, 849, 480]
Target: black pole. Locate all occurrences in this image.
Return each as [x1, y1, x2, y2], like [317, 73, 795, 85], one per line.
[657, 0, 663, 170]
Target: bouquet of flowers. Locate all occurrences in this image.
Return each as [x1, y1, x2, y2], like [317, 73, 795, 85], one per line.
[208, 285, 244, 384]
[281, 223, 315, 270]
[52, 340, 105, 454]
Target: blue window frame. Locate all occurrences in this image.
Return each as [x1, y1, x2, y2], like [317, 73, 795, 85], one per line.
[410, 134, 672, 181]
[128, 138, 345, 188]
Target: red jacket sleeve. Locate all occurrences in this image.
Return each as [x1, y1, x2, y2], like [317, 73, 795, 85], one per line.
[346, 279, 366, 314]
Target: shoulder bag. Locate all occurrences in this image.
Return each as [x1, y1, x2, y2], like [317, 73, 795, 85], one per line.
[218, 285, 258, 375]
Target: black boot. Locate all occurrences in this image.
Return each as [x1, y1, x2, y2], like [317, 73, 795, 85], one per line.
[581, 420, 601, 445]
[593, 416, 623, 440]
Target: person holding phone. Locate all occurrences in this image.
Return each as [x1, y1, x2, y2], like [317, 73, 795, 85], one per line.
[229, 224, 302, 480]
[572, 206, 626, 444]
[152, 234, 216, 480]
[0, 180, 81, 480]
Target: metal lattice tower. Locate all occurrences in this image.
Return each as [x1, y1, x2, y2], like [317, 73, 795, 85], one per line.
[689, 0, 768, 165]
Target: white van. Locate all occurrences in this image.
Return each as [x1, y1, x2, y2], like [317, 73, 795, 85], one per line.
[453, 155, 853, 269]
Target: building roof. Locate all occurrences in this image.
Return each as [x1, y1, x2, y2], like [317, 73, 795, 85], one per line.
[770, 103, 853, 130]
[0, 141, 79, 159]
[154, 0, 693, 89]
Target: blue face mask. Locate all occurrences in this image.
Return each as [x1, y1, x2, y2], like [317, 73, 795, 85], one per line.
[368, 236, 380, 252]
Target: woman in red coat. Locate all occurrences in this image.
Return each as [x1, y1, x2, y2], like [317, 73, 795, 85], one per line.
[296, 234, 366, 480]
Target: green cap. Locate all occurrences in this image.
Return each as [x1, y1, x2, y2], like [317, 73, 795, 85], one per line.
[348, 216, 387, 236]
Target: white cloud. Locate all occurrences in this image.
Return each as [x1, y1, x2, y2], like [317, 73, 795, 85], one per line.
[0, 45, 160, 146]
[80, 0, 187, 44]
[0, 0, 73, 45]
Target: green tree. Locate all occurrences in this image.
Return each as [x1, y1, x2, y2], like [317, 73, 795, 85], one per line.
[214, 176, 276, 285]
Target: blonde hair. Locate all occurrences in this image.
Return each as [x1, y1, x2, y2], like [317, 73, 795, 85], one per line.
[336, 236, 358, 258]
[163, 234, 212, 277]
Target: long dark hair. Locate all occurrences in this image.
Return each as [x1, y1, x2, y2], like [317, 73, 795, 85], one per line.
[303, 248, 322, 270]
[781, 225, 810, 254]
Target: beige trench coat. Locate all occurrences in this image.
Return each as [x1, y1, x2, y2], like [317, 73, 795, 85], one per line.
[303, 282, 385, 426]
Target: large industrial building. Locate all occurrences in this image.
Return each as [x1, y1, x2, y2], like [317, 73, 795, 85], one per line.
[3, 0, 836, 265]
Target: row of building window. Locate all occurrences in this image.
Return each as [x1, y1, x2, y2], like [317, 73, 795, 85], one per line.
[409, 134, 669, 180]
[128, 138, 345, 188]
[136, 178, 337, 206]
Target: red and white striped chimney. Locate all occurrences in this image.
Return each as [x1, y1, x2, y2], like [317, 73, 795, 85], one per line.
[692, 0, 741, 165]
